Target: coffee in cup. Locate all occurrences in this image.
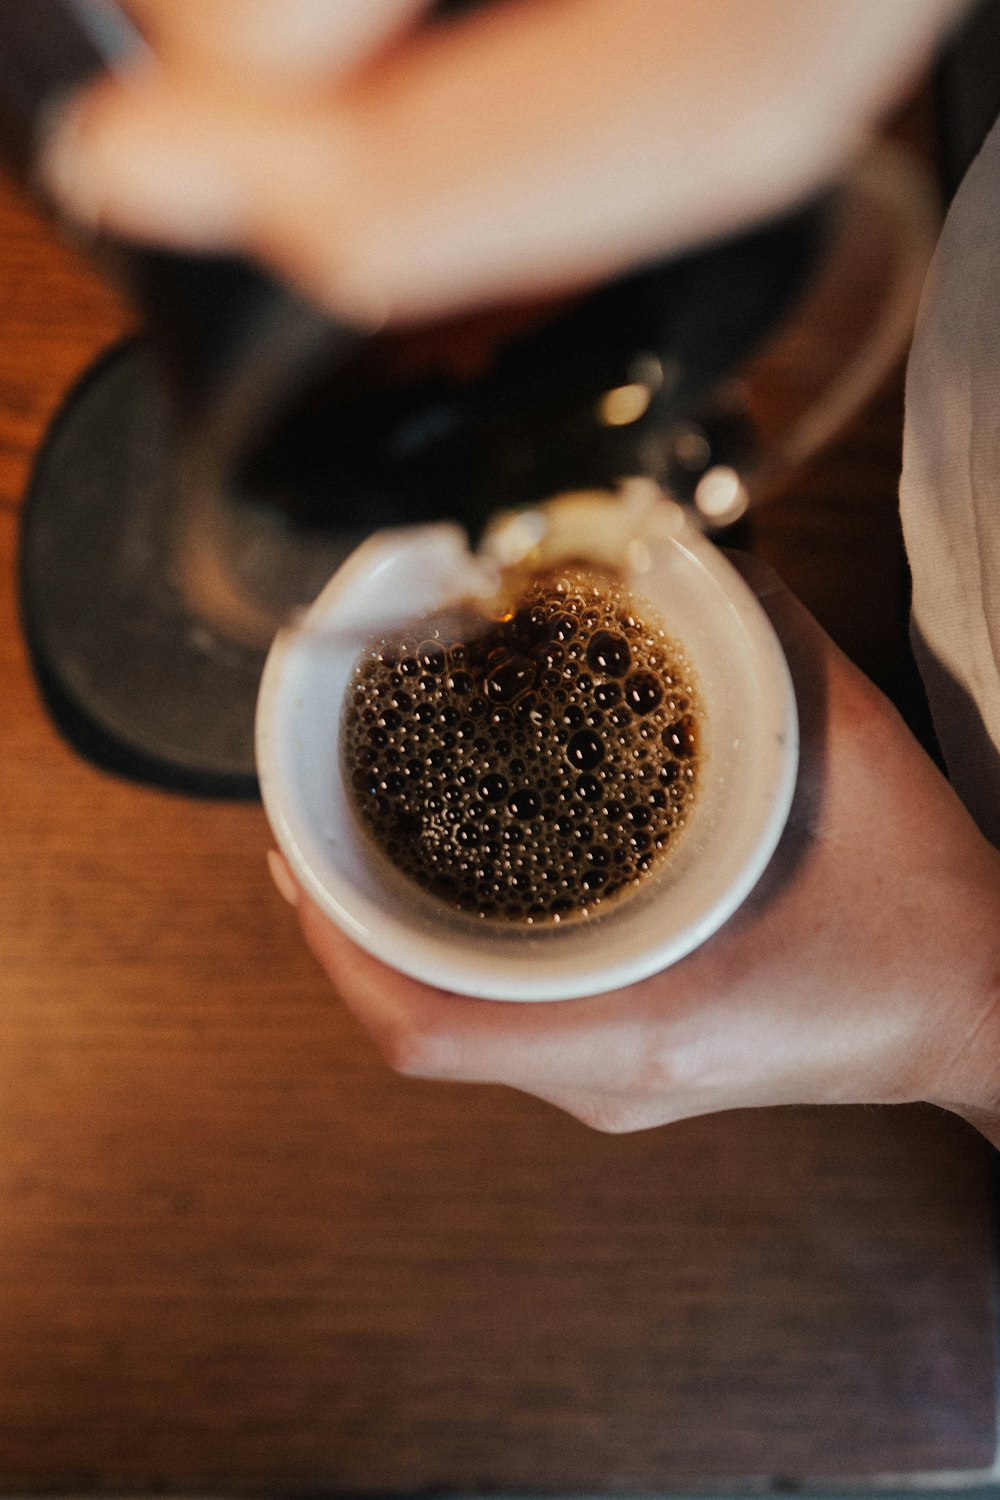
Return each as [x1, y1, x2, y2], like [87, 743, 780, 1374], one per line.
[256, 487, 797, 1000]
[341, 565, 702, 925]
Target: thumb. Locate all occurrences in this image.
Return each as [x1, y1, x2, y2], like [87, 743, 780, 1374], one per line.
[720, 548, 789, 602]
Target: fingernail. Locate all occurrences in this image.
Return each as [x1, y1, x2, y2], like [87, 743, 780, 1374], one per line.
[267, 849, 300, 907]
[39, 89, 249, 248]
[36, 97, 103, 229]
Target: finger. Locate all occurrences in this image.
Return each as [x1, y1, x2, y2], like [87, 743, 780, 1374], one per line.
[520, 1084, 702, 1133]
[125, 0, 429, 87]
[42, 0, 960, 324]
[720, 549, 789, 604]
[297, 890, 880, 1117]
[295, 891, 675, 1093]
[509, 1085, 670, 1134]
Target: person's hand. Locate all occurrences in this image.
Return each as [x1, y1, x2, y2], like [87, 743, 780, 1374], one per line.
[268, 556, 1000, 1138]
[41, 0, 965, 325]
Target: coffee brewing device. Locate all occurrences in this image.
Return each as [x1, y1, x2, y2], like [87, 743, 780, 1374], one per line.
[4, 0, 833, 796]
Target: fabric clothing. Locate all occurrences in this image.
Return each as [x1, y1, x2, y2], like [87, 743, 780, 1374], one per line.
[901, 109, 1000, 845]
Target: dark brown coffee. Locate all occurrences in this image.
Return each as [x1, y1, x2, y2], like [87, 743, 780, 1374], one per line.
[340, 567, 701, 924]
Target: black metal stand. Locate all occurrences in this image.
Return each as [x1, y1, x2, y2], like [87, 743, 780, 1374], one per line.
[19, 339, 265, 798]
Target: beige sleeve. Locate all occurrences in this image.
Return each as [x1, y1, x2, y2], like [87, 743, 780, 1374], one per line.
[901, 109, 1000, 845]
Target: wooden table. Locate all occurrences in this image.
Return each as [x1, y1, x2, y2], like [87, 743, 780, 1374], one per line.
[0, 146, 997, 1491]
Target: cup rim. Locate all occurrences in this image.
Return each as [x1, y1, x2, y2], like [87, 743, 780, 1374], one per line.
[256, 510, 798, 1000]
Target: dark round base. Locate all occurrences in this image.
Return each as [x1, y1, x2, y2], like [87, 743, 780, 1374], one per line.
[19, 340, 264, 797]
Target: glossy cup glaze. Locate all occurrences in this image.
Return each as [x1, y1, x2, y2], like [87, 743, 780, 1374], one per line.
[255, 489, 798, 1000]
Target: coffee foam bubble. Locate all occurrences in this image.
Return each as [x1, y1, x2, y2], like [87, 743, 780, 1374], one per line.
[340, 567, 701, 924]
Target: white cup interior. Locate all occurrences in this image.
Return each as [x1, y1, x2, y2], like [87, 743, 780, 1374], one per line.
[256, 493, 798, 1000]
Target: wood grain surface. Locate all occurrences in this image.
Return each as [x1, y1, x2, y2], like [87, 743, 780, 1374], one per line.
[0, 150, 996, 1492]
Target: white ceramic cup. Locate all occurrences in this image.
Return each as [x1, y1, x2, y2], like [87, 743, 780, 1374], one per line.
[255, 488, 798, 1000]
